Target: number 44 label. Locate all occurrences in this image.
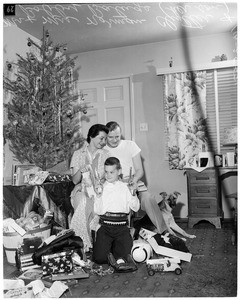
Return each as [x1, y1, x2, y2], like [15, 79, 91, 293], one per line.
[4, 4, 16, 16]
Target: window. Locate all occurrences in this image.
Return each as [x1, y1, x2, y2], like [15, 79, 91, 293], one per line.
[160, 62, 238, 160]
[206, 67, 237, 154]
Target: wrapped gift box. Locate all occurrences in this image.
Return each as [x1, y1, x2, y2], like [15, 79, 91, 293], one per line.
[45, 173, 72, 183]
[42, 250, 73, 276]
[19, 253, 40, 271]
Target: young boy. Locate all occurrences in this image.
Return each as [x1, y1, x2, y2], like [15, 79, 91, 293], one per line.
[93, 157, 140, 264]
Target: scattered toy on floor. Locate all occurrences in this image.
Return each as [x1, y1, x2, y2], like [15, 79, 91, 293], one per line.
[131, 238, 153, 263]
[146, 257, 182, 276]
[139, 228, 192, 262]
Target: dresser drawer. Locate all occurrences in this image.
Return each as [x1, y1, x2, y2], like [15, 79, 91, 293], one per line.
[188, 170, 216, 184]
[190, 185, 217, 197]
[190, 198, 217, 215]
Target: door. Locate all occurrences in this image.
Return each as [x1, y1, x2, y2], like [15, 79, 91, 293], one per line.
[76, 77, 132, 139]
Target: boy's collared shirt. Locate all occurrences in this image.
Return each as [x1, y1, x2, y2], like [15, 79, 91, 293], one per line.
[94, 180, 140, 215]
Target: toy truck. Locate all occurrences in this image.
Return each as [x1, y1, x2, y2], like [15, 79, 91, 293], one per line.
[146, 257, 182, 276]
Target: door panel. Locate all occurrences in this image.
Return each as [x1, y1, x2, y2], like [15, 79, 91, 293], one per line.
[106, 107, 125, 136]
[82, 88, 98, 103]
[77, 78, 131, 139]
[105, 86, 123, 102]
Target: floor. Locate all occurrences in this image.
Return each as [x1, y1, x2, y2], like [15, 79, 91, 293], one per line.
[3, 220, 238, 298]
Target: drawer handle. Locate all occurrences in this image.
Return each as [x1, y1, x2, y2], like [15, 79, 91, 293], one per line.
[195, 176, 209, 181]
[197, 204, 211, 209]
[196, 188, 211, 193]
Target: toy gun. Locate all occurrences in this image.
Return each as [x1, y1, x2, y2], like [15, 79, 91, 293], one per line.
[128, 167, 137, 196]
[94, 169, 103, 196]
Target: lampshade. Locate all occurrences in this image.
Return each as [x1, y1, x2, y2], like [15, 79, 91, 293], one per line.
[222, 126, 238, 145]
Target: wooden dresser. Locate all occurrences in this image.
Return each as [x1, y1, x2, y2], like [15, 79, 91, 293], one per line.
[186, 168, 222, 228]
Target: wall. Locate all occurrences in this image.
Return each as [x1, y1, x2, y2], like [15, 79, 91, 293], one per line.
[3, 25, 40, 185]
[3, 27, 236, 218]
[72, 32, 237, 218]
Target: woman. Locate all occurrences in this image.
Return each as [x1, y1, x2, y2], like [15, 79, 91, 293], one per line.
[69, 124, 109, 251]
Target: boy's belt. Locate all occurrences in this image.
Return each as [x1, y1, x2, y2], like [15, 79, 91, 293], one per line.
[100, 213, 129, 226]
[104, 212, 128, 218]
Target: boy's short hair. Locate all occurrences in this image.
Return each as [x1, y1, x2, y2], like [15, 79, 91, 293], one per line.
[104, 157, 121, 170]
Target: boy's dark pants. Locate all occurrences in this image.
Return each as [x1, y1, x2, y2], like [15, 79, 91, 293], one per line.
[93, 224, 133, 264]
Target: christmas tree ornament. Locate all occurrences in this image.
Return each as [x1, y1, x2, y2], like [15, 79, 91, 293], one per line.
[73, 131, 80, 138]
[27, 41, 32, 47]
[66, 110, 72, 117]
[7, 63, 12, 70]
[66, 129, 72, 136]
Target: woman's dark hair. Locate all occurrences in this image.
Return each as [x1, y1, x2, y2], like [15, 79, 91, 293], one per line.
[104, 156, 121, 170]
[106, 121, 121, 132]
[87, 124, 109, 143]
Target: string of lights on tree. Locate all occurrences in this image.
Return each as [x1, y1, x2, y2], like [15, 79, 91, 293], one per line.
[3, 28, 90, 170]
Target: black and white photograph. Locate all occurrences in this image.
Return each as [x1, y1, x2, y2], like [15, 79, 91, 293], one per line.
[2, 1, 238, 297]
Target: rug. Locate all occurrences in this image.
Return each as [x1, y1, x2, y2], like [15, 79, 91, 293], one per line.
[63, 221, 237, 298]
[3, 221, 237, 297]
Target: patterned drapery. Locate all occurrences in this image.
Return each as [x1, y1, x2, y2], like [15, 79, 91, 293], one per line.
[163, 71, 208, 169]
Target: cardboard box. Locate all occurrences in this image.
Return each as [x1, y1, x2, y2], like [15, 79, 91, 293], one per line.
[12, 164, 39, 186]
[19, 253, 40, 271]
[22, 237, 43, 254]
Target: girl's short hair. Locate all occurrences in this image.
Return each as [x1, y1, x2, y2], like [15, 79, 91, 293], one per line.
[87, 124, 109, 143]
[104, 157, 121, 170]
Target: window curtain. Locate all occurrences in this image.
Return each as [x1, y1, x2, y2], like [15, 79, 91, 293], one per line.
[163, 71, 208, 169]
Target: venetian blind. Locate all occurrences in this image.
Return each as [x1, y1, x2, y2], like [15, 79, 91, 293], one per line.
[206, 67, 237, 154]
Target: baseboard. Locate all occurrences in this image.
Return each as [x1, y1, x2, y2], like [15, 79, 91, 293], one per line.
[174, 217, 188, 224]
[174, 217, 234, 224]
[222, 218, 235, 223]
[132, 215, 234, 225]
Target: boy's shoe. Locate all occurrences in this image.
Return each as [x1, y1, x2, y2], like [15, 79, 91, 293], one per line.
[107, 252, 137, 273]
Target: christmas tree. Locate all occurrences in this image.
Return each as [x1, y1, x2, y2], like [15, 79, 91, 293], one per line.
[3, 28, 88, 170]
